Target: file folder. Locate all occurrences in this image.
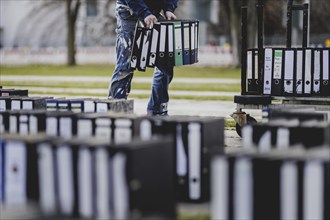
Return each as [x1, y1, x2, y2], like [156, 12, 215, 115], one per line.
[174, 21, 183, 66]
[296, 49, 304, 95]
[70, 99, 96, 113]
[304, 48, 312, 95]
[187, 123, 201, 200]
[38, 142, 57, 214]
[147, 23, 160, 67]
[156, 23, 167, 67]
[247, 49, 258, 93]
[0, 89, 28, 97]
[21, 97, 48, 110]
[138, 28, 151, 71]
[283, 49, 295, 95]
[58, 99, 71, 111]
[46, 99, 59, 111]
[263, 48, 273, 95]
[0, 111, 9, 134]
[11, 98, 22, 110]
[313, 49, 321, 94]
[272, 49, 284, 96]
[0, 97, 11, 111]
[130, 25, 144, 70]
[321, 48, 329, 96]
[182, 21, 191, 65]
[167, 22, 175, 68]
[194, 20, 199, 63]
[190, 21, 196, 64]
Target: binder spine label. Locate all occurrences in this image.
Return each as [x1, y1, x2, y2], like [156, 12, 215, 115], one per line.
[188, 123, 201, 200]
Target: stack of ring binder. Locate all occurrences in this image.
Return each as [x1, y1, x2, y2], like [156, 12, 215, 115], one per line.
[130, 19, 199, 71]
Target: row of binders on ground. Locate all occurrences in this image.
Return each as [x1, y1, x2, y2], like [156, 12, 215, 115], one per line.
[211, 107, 329, 220]
[1, 88, 330, 220]
[247, 47, 330, 96]
[130, 19, 199, 71]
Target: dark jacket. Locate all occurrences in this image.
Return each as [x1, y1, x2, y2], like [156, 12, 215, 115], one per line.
[117, 0, 178, 19]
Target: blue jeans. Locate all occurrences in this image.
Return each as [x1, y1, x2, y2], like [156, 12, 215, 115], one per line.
[109, 6, 173, 115]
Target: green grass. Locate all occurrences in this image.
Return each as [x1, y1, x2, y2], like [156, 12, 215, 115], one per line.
[2, 81, 240, 93]
[0, 64, 240, 78]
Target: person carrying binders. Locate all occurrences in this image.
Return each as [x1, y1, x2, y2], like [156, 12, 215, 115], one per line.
[108, 0, 178, 116]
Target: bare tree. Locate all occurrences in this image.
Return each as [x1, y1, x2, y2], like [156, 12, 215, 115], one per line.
[66, 0, 81, 66]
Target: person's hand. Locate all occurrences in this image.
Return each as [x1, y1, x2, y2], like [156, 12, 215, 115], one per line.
[144, 14, 158, 28]
[165, 11, 176, 20]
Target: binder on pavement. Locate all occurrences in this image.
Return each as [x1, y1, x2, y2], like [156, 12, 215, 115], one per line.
[296, 49, 304, 95]
[313, 49, 321, 95]
[321, 48, 330, 96]
[283, 49, 295, 95]
[304, 48, 312, 95]
[272, 49, 284, 96]
[263, 48, 273, 95]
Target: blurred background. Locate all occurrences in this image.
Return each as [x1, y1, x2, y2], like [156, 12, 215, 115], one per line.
[1, 0, 329, 67]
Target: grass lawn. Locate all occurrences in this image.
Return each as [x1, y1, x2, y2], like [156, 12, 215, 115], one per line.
[0, 64, 240, 78]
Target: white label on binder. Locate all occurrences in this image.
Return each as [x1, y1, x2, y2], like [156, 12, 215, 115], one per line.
[19, 115, 29, 135]
[258, 130, 272, 152]
[149, 27, 159, 66]
[305, 49, 312, 94]
[78, 148, 93, 218]
[188, 123, 201, 200]
[0, 140, 3, 202]
[284, 50, 294, 93]
[29, 115, 38, 134]
[190, 23, 195, 51]
[242, 125, 254, 148]
[57, 145, 74, 215]
[38, 143, 56, 214]
[9, 115, 17, 134]
[159, 25, 167, 53]
[323, 50, 329, 80]
[296, 50, 303, 94]
[274, 50, 283, 79]
[304, 161, 324, 220]
[175, 24, 182, 50]
[211, 156, 228, 220]
[11, 100, 21, 110]
[77, 120, 93, 138]
[247, 51, 253, 79]
[313, 50, 321, 93]
[113, 153, 129, 220]
[0, 100, 6, 111]
[114, 119, 132, 144]
[276, 128, 290, 149]
[5, 141, 27, 205]
[176, 124, 187, 176]
[234, 157, 253, 220]
[22, 101, 33, 110]
[46, 117, 57, 136]
[84, 100, 95, 113]
[96, 103, 108, 113]
[281, 161, 297, 220]
[95, 148, 110, 219]
[95, 118, 112, 143]
[263, 48, 273, 94]
[71, 103, 82, 113]
[184, 24, 190, 51]
[140, 119, 152, 140]
[60, 117, 72, 140]
[140, 30, 150, 69]
[0, 115, 4, 133]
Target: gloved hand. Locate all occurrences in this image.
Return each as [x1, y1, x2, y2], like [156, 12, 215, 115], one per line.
[144, 14, 158, 28]
[165, 11, 177, 20]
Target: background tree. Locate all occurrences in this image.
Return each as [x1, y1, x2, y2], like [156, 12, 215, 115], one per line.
[66, 0, 81, 66]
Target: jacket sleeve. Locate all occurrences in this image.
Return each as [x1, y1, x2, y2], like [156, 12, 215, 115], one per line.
[124, 0, 152, 19]
[165, 0, 178, 13]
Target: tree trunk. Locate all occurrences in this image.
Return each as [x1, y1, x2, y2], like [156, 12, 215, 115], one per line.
[228, 1, 242, 67]
[66, 0, 80, 66]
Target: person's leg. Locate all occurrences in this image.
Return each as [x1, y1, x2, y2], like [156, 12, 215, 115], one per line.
[147, 65, 174, 115]
[108, 8, 136, 99]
